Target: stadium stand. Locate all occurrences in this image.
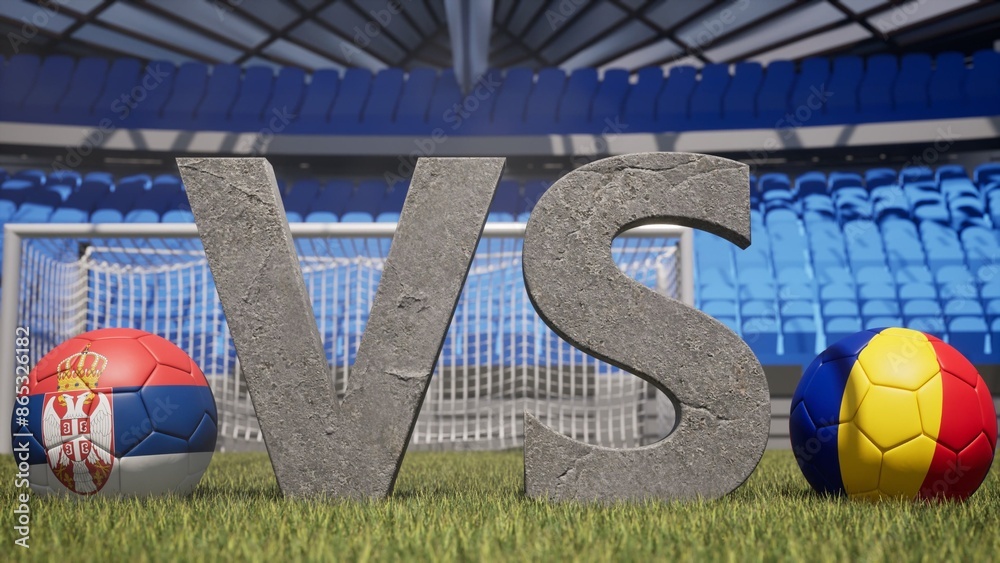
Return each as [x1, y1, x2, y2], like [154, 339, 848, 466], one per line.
[2, 162, 998, 366]
[0, 51, 998, 135]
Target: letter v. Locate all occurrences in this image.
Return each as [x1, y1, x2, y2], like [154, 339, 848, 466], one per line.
[177, 157, 505, 498]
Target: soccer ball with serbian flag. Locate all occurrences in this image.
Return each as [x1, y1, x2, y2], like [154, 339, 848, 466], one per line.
[790, 327, 996, 500]
[11, 328, 217, 496]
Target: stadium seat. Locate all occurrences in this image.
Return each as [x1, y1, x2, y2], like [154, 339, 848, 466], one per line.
[825, 317, 862, 344]
[194, 64, 241, 129]
[362, 68, 404, 130]
[755, 60, 794, 125]
[723, 62, 762, 127]
[524, 68, 567, 134]
[557, 68, 598, 132]
[689, 64, 730, 128]
[19, 55, 74, 123]
[590, 68, 629, 129]
[928, 51, 965, 115]
[54, 57, 109, 124]
[858, 54, 897, 118]
[329, 68, 373, 134]
[824, 56, 863, 121]
[293, 69, 339, 133]
[393, 68, 436, 133]
[789, 58, 829, 117]
[783, 318, 817, 355]
[493, 67, 534, 130]
[893, 54, 932, 119]
[0, 55, 41, 121]
[655, 65, 694, 130]
[158, 62, 208, 128]
[966, 50, 1000, 116]
[228, 66, 276, 131]
[127, 61, 177, 128]
[622, 67, 663, 131]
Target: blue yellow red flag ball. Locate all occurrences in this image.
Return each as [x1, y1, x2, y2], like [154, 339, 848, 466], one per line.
[790, 327, 996, 500]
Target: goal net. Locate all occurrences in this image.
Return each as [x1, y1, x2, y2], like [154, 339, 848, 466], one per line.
[2, 223, 691, 452]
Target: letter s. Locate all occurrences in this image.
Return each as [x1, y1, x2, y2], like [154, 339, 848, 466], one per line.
[521, 152, 770, 502]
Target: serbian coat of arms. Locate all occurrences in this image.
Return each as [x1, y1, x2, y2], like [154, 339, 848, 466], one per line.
[41, 343, 114, 494]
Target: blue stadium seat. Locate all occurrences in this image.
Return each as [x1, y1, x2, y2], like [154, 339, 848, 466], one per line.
[864, 168, 896, 190]
[898, 282, 936, 301]
[921, 222, 965, 269]
[293, 69, 339, 134]
[902, 299, 942, 321]
[949, 317, 988, 360]
[858, 54, 897, 118]
[893, 54, 932, 119]
[966, 50, 1000, 116]
[928, 52, 965, 116]
[689, 64, 730, 128]
[590, 69, 629, 130]
[0, 55, 41, 121]
[13, 169, 45, 189]
[657, 65, 699, 131]
[524, 68, 567, 134]
[701, 300, 736, 318]
[783, 318, 817, 355]
[908, 316, 945, 336]
[755, 60, 794, 125]
[822, 300, 859, 318]
[159, 62, 208, 128]
[422, 69, 463, 133]
[313, 180, 353, 217]
[794, 172, 826, 197]
[859, 282, 896, 303]
[900, 166, 934, 184]
[722, 62, 762, 128]
[20, 55, 74, 123]
[228, 66, 275, 131]
[388, 67, 434, 132]
[871, 186, 909, 223]
[826, 317, 862, 344]
[162, 210, 194, 223]
[789, 58, 829, 117]
[127, 61, 176, 128]
[54, 57, 109, 125]
[961, 226, 1000, 272]
[824, 56, 863, 122]
[305, 211, 338, 223]
[194, 64, 241, 130]
[362, 68, 404, 130]
[743, 317, 778, 360]
[49, 208, 89, 223]
[820, 283, 856, 301]
[936, 164, 968, 182]
[974, 163, 1000, 187]
[864, 316, 903, 330]
[265, 66, 306, 126]
[557, 68, 598, 133]
[330, 68, 372, 133]
[492, 67, 534, 131]
[895, 265, 932, 285]
[623, 67, 664, 132]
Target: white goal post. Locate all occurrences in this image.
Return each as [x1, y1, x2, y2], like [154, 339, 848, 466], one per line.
[1, 222, 693, 454]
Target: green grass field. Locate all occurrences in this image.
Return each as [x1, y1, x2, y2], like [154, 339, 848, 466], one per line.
[2, 450, 998, 562]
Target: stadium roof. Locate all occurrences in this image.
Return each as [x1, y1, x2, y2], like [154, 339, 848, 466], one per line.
[1, 0, 998, 75]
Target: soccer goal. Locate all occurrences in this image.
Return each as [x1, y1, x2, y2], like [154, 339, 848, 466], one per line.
[1, 222, 693, 454]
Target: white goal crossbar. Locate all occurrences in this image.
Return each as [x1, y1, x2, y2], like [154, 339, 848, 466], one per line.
[1, 222, 693, 454]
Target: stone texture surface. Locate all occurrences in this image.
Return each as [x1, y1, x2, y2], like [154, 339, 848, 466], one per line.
[521, 152, 770, 503]
[178, 157, 504, 498]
